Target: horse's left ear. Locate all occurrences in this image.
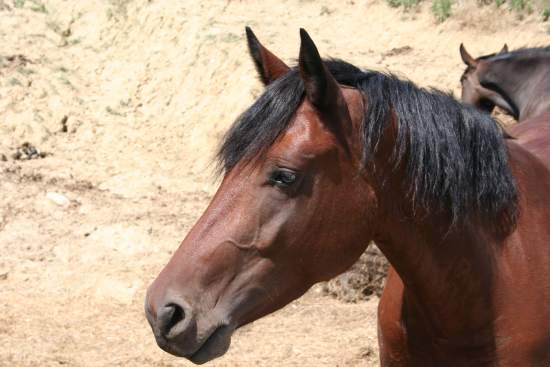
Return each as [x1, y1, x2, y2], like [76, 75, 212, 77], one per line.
[245, 27, 290, 86]
[499, 44, 509, 54]
[459, 43, 477, 67]
[298, 28, 342, 112]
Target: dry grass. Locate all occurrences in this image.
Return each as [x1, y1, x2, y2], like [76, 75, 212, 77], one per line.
[323, 244, 389, 303]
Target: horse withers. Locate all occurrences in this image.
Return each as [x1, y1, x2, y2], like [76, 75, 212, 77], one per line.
[146, 29, 550, 366]
[459, 44, 550, 122]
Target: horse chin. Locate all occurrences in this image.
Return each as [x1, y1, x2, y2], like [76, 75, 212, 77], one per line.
[188, 325, 234, 365]
[155, 323, 234, 364]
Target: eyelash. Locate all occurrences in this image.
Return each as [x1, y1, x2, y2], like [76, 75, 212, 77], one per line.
[268, 169, 298, 188]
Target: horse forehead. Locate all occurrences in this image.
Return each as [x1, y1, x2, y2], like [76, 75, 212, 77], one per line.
[462, 66, 473, 78]
[474, 60, 493, 75]
[463, 64, 480, 79]
[273, 104, 335, 156]
[270, 87, 363, 157]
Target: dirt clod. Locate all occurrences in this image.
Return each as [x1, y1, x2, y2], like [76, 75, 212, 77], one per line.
[4, 54, 32, 66]
[60, 115, 68, 132]
[382, 45, 413, 57]
[12, 142, 47, 160]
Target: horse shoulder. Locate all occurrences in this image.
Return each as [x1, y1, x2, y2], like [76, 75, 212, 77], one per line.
[378, 267, 411, 367]
[493, 139, 550, 364]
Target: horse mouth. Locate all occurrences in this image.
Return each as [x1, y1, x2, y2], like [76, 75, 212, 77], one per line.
[187, 325, 234, 364]
[153, 321, 234, 364]
[478, 98, 495, 113]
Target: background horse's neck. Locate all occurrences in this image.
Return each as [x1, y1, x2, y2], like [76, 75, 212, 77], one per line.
[520, 57, 550, 121]
[491, 56, 550, 121]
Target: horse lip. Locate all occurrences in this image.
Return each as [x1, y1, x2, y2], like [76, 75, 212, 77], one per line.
[155, 322, 234, 363]
[188, 324, 234, 364]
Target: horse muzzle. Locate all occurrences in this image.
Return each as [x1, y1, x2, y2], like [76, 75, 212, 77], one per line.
[145, 292, 234, 364]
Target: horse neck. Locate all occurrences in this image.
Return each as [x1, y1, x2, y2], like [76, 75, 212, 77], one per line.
[520, 59, 550, 121]
[492, 56, 550, 121]
[373, 179, 499, 337]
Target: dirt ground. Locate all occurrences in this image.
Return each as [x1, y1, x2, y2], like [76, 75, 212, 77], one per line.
[0, 1, 548, 366]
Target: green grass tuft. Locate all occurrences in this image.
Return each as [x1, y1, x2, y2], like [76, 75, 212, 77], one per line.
[432, 0, 453, 21]
[509, 0, 527, 11]
[542, 0, 550, 20]
[9, 78, 22, 86]
[29, 0, 47, 13]
[387, 0, 421, 10]
[385, 0, 547, 22]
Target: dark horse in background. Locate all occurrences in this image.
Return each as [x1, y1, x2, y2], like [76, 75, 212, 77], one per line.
[460, 44, 550, 162]
[146, 29, 550, 366]
[459, 44, 550, 122]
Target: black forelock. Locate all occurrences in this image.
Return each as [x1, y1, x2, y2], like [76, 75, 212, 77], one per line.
[217, 59, 362, 172]
[217, 68, 304, 173]
[218, 59, 518, 232]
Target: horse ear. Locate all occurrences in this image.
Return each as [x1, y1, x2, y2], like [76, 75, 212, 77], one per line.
[245, 27, 290, 86]
[459, 43, 477, 67]
[499, 44, 509, 54]
[298, 28, 341, 111]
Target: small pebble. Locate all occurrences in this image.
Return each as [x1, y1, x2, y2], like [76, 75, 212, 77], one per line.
[46, 192, 70, 207]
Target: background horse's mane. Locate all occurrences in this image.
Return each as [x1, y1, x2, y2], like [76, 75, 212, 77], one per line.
[218, 59, 518, 232]
[480, 45, 550, 61]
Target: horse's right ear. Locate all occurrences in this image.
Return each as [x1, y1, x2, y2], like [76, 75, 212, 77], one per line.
[459, 43, 477, 67]
[245, 27, 290, 86]
[298, 28, 341, 112]
[499, 44, 509, 54]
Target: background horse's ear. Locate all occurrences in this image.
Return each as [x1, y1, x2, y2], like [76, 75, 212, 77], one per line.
[298, 28, 341, 111]
[459, 43, 477, 67]
[499, 44, 509, 54]
[245, 26, 290, 86]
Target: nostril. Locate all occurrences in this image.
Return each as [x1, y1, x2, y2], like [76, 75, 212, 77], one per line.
[158, 302, 187, 338]
[166, 302, 185, 327]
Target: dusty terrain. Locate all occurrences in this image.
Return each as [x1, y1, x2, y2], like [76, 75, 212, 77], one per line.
[0, 1, 548, 366]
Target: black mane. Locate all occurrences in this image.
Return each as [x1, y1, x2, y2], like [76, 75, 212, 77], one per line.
[218, 60, 518, 231]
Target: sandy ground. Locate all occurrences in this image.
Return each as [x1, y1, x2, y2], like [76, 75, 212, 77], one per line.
[0, 1, 548, 366]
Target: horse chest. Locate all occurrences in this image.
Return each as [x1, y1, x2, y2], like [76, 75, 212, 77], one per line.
[377, 266, 550, 367]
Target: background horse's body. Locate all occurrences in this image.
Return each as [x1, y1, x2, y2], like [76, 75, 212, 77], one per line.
[146, 29, 550, 366]
[460, 45, 550, 122]
[508, 112, 550, 161]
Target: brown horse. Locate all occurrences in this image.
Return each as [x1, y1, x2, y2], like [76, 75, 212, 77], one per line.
[459, 44, 550, 122]
[145, 28, 550, 366]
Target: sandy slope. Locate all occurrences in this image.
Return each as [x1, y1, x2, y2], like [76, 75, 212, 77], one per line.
[0, 1, 547, 366]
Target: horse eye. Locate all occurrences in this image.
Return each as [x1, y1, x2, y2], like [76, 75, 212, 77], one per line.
[269, 169, 297, 187]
